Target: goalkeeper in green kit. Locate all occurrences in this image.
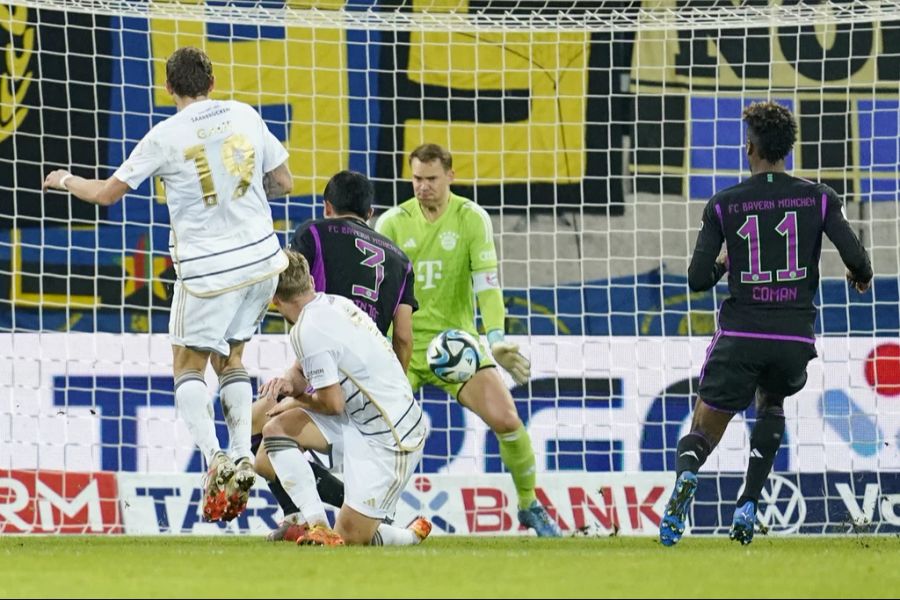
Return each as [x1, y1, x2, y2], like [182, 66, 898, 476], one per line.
[376, 143, 561, 537]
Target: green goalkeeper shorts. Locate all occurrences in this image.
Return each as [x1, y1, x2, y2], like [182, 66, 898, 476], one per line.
[407, 340, 495, 400]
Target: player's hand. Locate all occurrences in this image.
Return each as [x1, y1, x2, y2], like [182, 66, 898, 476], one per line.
[846, 270, 871, 293]
[259, 377, 292, 404]
[266, 396, 302, 418]
[43, 169, 71, 191]
[716, 246, 728, 269]
[491, 341, 531, 386]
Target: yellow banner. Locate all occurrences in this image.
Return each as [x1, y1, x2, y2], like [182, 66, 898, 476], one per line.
[631, 0, 898, 93]
[149, 17, 348, 198]
[402, 30, 588, 184]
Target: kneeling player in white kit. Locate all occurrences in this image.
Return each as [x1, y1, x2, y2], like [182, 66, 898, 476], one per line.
[43, 47, 292, 522]
[259, 251, 431, 546]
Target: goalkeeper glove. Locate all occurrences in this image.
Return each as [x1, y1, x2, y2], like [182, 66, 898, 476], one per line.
[487, 330, 531, 386]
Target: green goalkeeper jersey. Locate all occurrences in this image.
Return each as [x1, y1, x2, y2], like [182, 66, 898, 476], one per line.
[375, 193, 498, 348]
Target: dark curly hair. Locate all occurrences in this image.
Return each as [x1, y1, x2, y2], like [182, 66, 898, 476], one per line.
[742, 101, 797, 164]
[166, 47, 213, 98]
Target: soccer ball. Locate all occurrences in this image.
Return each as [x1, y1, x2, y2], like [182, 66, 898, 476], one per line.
[426, 329, 481, 384]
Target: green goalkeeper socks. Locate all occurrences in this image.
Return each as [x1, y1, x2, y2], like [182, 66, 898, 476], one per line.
[497, 426, 537, 510]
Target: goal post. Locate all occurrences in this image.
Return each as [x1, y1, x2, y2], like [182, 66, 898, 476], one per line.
[1, 0, 899, 535]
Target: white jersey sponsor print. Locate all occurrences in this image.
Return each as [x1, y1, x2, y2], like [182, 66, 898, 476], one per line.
[114, 99, 288, 296]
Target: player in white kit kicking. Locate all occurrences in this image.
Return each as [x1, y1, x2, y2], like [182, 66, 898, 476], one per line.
[43, 47, 292, 522]
[259, 250, 431, 546]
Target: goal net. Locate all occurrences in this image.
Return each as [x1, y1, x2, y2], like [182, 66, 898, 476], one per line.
[1, 0, 899, 536]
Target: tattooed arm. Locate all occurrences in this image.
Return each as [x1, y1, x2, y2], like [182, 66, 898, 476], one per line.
[263, 162, 293, 199]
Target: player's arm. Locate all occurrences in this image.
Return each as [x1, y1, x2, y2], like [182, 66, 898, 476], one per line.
[476, 274, 532, 385]
[465, 204, 504, 341]
[43, 171, 130, 206]
[687, 199, 728, 292]
[289, 222, 317, 271]
[391, 259, 417, 372]
[279, 359, 308, 397]
[263, 162, 293, 199]
[475, 272, 505, 345]
[822, 189, 873, 293]
[45, 134, 164, 207]
[259, 113, 292, 199]
[375, 209, 415, 369]
[374, 209, 396, 240]
[266, 378, 345, 416]
[267, 387, 343, 417]
[291, 321, 346, 415]
[392, 304, 414, 372]
[258, 359, 308, 402]
[466, 205, 531, 386]
[305, 383, 345, 416]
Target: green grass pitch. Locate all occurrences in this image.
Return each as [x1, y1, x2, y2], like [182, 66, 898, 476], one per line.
[2, 535, 898, 598]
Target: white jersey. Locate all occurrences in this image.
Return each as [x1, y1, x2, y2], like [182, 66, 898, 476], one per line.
[290, 294, 427, 452]
[113, 99, 288, 297]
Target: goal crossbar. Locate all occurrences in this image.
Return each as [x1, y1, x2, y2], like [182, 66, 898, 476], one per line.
[6, 0, 900, 33]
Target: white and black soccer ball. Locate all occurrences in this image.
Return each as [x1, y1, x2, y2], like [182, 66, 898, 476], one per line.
[426, 329, 481, 384]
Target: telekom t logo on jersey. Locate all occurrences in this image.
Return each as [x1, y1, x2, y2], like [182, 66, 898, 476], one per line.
[417, 260, 443, 289]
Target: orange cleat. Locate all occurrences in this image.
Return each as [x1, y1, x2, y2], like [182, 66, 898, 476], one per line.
[222, 458, 256, 522]
[202, 489, 228, 522]
[267, 519, 309, 542]
[201, 451, 235, 522]
[296, 523, 345, 547]
[407, 517, 433, 542]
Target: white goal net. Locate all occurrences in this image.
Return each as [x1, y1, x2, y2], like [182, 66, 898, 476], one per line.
[1, 0, 899, 536]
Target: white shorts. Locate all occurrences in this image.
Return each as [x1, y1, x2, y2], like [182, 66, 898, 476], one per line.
[301, 410, 345, 475]
[169, 276, 277, 356]
[341, 423, 423, 520]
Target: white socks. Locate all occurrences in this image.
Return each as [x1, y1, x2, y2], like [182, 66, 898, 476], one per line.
[219, 369, 253, 461]
[371, 523, 419, 546]
[174, 371, 219, 463]
[264, 436, 328, 526]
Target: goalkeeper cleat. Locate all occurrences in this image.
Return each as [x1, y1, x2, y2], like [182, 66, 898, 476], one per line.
[729, 500, 757, 546]
[296, 523, 344, 547]
[518, 500, 563, 538]
[201, 451, 235, 522]
[407, 517, 433, 542]
[222, 457, 256, 522]
[267, 518, 309, 543]
[659, 471, 698, 547]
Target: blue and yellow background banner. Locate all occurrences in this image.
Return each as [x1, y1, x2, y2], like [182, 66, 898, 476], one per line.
[1, 1, 898, 332]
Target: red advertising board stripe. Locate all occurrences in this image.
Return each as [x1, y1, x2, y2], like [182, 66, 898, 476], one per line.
[0, 470, 122, 534]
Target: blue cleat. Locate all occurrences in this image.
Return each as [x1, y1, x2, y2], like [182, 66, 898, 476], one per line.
[659, 471, 698, 547]
[729, 500, 757, 545]
[518, 500, 563, 537]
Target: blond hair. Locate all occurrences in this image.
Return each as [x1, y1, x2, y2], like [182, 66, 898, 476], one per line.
[275, 250, 314, 300]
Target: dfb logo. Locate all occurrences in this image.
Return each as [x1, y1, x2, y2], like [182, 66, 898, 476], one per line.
[758, 474, 806, 534]
[399, 476, 457, 533]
